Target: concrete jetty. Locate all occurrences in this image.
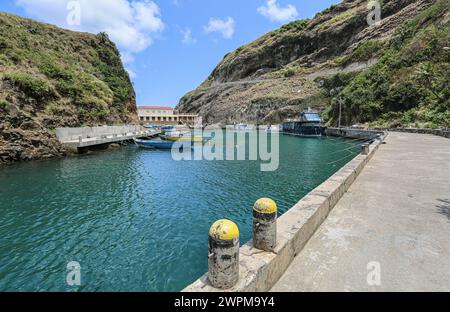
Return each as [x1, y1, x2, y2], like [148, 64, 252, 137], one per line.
[272, 132, 450, 292]
[56, 125, 159, 151]
[184, 129, 384, 292]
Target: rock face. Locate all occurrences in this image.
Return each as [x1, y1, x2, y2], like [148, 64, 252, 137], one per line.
[0, 12, 137, 164]
[0, 105, 63, 162]
[177, 0, 449, 128]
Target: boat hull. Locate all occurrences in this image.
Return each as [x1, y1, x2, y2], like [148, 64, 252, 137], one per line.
[134, 139, 175, 150]
[161, 135, 204, 143]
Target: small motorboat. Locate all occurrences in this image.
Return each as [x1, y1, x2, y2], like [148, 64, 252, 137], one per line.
[134, 138, 175, 150]
[161, 133, 204, 142]
[236, 124, 255, 131]
[160, 128, 204, 142]
[265, 125, 281, 133]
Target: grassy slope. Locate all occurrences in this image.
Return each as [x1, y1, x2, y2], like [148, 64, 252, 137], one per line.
[0, 12, 136, 127]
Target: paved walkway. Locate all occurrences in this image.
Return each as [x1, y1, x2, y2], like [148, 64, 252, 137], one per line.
[272, 132, 450, 292]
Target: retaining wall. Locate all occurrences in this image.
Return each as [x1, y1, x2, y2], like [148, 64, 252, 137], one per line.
[325, 127, 383, 139]
[183, 130, 387, 292]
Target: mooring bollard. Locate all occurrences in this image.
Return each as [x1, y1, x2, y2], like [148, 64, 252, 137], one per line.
[361, 143, 370, 155]
[253, 198, 277, 251]
[208, 219, 240, 289]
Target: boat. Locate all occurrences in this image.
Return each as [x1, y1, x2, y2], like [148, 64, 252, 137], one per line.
[159, 126, 204, 142]
[265, 125, 281, 133]
[237, 124, 255, 131]
[160, 125, 176, 132]
[134, 138, 175, 150]
[160, 131, 204, 143]
[226, 124, 256, 131]
[143, 124, 160, 130]
[282, 111, 325, 137]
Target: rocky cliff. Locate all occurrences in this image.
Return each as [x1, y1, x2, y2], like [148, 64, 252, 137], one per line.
[177, 0, 449, 128]
[0, 12, 137, 163]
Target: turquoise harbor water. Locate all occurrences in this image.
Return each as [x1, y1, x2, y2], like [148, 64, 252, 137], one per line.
[0, 133, 360, 291]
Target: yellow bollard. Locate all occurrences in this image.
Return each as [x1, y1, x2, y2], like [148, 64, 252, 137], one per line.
[253, 198, 277, 251]
[208, 219, 240, 289]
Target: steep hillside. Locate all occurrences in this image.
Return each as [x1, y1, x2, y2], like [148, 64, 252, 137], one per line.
[0, 12, 137, 163]
[177, 0, 449, 128]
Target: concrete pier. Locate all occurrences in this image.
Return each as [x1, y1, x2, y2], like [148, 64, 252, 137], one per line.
[272, 132, 450, 292]
[56, 126, 159, 151]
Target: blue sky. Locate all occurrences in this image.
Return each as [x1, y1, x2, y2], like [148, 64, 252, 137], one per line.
[0, 0, 340, 107]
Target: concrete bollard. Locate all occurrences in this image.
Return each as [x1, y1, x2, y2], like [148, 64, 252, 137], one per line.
[361, 143, 370, 155]
[208, 219, 240, 289]
[253, 198, 277, 251]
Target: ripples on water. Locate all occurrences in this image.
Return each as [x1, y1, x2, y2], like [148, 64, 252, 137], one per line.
[0, 133, 360, 291]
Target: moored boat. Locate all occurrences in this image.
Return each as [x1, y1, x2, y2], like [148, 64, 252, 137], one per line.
[159, 126, 204, 142]
[160, 131, 204, 142]
[282, 111, 325, 137]
[134, 138, 175, 150]
[265, 125, 281, 132]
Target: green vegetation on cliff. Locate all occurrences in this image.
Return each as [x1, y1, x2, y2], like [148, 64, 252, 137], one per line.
[177, 0, 449, 128]
[0, 12, 136, 127]
[324, 0, 450, 128]
[0, 12, 137, 163]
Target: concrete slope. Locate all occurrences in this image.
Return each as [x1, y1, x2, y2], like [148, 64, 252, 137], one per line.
[272, 132, 450, 292]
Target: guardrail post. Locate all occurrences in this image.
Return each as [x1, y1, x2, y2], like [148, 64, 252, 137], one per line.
[253, 198, 277, 251]
[361, 143, 370, 155]
[208, 219, 239, 289]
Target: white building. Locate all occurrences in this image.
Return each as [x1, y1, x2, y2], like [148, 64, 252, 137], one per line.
[137, 106, 198, 125]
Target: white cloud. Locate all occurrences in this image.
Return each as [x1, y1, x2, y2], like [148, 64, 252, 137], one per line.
[257, 0, 298, 23]
[180, 27, 196, 45]
[126, 68, 137, 79]
[15, 0, 164, 68]
[204, 17, 235, 39]
[121, 51, 135, 65]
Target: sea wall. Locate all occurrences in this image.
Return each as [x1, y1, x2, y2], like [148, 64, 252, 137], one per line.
[183, 130, 387, 292]
[333, 126, 450, 139]
[373, 127, 450, 139]
[325, 127, 383, 139]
